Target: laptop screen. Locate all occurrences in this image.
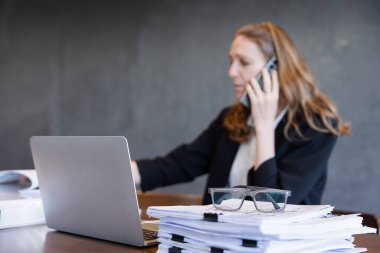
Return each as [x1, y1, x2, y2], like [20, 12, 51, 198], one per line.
[30, 136, 153, 246]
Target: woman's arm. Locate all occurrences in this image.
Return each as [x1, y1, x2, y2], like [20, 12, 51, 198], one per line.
[248, 129, 337, 204]
[131, 160, 141, 185]
[135, 108, 228, 192]
[246, 69, 279, 168]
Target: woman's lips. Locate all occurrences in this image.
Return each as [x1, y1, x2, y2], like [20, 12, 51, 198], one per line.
[234, 84, 246, 99]
[234, 84, 245, 92]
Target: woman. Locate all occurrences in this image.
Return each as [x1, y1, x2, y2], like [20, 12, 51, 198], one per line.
[132, 22, 350, 205]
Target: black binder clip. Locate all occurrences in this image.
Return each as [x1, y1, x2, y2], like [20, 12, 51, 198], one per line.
[203, 212, 218, 222]
[171, 234, 185, 243]
[169, 246, 182, 253]
[210, 246, 224, 253]
[242, 239, 258, 247]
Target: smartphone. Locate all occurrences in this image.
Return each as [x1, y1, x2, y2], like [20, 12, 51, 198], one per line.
[239, 56, 278, 108]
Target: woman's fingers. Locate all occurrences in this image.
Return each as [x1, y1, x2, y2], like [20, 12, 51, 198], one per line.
[262, 68, 271, 93]
[251, 77, 264, 95]
[247, 68, 279, 108]
[271, 70, 279, 98]
[248, 68, 271, 100]
[246, 81, 257, 103]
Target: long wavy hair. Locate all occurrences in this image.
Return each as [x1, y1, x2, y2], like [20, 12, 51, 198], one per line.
[223, 22, 351, 142]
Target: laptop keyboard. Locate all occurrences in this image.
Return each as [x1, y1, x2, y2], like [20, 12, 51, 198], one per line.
[143, 229, 158, 241]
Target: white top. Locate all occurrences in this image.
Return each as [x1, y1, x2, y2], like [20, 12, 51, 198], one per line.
[228, 108, 288, 187]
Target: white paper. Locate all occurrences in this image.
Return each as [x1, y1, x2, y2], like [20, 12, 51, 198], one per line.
[148, 199, 335, 225]
[148, 199, 376, 252]
[0, 198, 45, 229]
[157, 236, 357, 253]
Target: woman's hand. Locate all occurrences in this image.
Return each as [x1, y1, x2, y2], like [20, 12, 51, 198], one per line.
[246, 69, 279, 131]
[131, 160, 141, 185]
[246, 69, 279, 169]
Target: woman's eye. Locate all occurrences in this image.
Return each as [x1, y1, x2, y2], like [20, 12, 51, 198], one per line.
[229, 58, 251, 67]
[240, 60, 250, 66]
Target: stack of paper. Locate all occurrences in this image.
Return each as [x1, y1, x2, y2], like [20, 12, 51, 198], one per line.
[0, 170, 45, 229]
[147, 199, 376, 253]
[0, 198, 45, 229]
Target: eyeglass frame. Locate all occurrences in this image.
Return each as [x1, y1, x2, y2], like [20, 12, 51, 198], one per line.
[208, 185, 292, 213]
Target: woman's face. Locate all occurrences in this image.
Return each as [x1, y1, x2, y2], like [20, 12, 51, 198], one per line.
[228, 35, 268, 100]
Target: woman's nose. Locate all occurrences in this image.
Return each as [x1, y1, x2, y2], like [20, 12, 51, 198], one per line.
[228, 62, 239, 78]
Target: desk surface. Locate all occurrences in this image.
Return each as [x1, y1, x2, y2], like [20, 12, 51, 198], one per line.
[1, 192, 380, 253]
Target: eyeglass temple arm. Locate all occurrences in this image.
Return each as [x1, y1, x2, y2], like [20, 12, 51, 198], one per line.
[265, 193, 281, 210]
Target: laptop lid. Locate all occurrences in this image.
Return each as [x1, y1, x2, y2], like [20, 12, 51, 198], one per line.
[30, 136, 150, 247]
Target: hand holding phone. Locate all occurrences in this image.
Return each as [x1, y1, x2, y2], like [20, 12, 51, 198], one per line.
[239, 56, 278, 108]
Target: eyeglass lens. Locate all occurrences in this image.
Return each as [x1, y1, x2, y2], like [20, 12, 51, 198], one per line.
[212, 191, 245, 211]
[212, 190, 287, 212]
[253, 192, 287, 212]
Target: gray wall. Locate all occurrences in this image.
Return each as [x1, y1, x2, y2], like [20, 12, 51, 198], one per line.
[0, 0, 379, 215]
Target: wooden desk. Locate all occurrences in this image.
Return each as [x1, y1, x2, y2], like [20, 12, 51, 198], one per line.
[1, 192, 379, 253]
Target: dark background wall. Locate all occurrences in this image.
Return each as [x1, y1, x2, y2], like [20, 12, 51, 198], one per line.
[0, 0, 379, 215]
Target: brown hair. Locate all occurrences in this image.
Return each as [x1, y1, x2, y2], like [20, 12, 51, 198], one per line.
[224, 22, 351, 142]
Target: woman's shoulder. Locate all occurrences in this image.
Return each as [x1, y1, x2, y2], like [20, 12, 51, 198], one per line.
[204, 105, 236, 133]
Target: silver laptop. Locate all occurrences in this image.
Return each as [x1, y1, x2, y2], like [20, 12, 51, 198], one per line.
[30, 136, 157, 246]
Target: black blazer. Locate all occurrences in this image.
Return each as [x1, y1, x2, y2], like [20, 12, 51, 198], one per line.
[137, 107, 337, 205]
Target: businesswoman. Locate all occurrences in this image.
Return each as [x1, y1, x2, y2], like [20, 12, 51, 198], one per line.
[131, 22, 350, 205]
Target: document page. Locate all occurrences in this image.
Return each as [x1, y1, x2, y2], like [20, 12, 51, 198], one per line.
[148, 199, 335, 225]
[0, 198, 45, 229]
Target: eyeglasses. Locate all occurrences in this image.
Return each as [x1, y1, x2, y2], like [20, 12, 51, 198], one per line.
[208, 185, 291, 213]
